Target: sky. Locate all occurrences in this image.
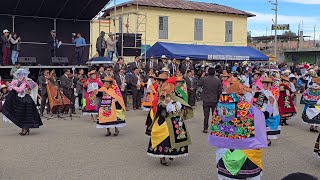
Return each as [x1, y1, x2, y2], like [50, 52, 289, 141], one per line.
[106, 0, 320, 39]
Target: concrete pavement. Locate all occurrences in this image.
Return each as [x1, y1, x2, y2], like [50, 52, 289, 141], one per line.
[1, 102, 320, 180]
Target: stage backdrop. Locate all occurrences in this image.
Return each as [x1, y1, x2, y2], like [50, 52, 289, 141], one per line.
[0, 15, 90, 65]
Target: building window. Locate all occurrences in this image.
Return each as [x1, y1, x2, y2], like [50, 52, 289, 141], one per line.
[159, 16, 168, 39]
[194, 19, 203, 41]
[225, 21, 233, 42]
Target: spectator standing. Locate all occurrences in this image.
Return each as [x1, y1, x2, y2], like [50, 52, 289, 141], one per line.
[1, 29, 11, 65]
[130, 67, 143, 110]
[10, 32, 21, 65]
[145, 56, 158, 72]
[184, 70, 197, 107]
[10, 63, 21, 78]
[72, 33, 86, 65]
[198, 67, 222, 133]
[96, 31, 106, 57]
[181, 57, 194, 75]
[106, 32, 117, 61]
[76, 69, 87, 110]
[158, 55, 169, 70]
[114, 57, 127, 75]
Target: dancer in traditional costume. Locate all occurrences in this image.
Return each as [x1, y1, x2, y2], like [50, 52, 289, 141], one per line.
[251, 70, 263, 93]
[142, 74, 157, 111]
[222, 70, 231, 92]
[145, 74, 167, 136]
[2, 69, 42, 135]
[278, 76, 296, 125]
[83, 68, 103, 122]
[96, 77, 126, 136]
[175, 75, 188, 102]
[253, 77, 280, 146]
[147, 77, 193, 166]
[301, 77, 320, 133]
[208, 78, 268, 180]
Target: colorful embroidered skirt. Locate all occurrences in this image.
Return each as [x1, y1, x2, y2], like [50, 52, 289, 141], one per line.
[302, 105, 320, 125]
[266, 115, 281, 139]
[147, 111, 190, 158]
[82, 91, 99, 115]
[216, 148, 263, 179]
[315, 133, 320, 158]
[278, 93, 296, 118]
[96, 110, 126, 128]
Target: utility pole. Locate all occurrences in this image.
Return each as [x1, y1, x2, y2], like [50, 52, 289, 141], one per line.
[314, 25, 316, 47]
[270, 0, 278, 58]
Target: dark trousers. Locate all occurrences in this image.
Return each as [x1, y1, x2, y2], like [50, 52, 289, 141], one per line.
[40, 93, 49, 114]
[188, 90, 196, 106]
[64, 90, 75, 113]
[2, 47, 10, 65]
[75, 47, 84, 65]
[98, 49, 105, 57]
[203, 102, 217, 130]
[131, 87, 142, 108]
[121, 91, 127, 108]
[78, 93, 83, 108]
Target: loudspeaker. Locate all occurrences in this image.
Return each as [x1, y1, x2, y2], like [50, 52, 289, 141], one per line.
[18, 57, 37, 64]
[116, 33, 142, 56]
[51, 57, 69, 64]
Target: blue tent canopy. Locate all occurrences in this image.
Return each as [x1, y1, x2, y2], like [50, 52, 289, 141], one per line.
[145, 42, 268, 61]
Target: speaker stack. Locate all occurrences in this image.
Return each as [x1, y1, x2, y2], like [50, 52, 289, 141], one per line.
[116, 33, 142, 56]
[18, 57, 37, 65]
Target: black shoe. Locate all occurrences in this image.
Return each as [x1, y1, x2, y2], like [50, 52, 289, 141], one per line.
[202, 129, 208, 133]
[160, 158, 169, 166]
[315, 129, 319, 133]
[310, 127, 315, 132]
[284, 122, 289, 126]
[19, 129, 30, 136]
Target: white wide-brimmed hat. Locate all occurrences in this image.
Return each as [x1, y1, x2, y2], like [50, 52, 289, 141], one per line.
[13, 68, 30, 78]
[161, 55, 167, 59]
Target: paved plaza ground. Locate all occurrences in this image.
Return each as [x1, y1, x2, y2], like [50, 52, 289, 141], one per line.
[1, 99, 320, 180]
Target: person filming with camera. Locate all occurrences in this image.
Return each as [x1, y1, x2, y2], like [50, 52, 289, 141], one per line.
[72, 32, 86, 65]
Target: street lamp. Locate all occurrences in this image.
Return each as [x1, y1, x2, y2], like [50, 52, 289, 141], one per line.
[269, 0, 278, 58]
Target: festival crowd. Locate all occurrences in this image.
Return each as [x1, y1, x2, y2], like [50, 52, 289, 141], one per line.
[1, 56, 319, 180]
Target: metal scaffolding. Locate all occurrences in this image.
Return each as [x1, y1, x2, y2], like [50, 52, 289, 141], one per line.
[98, 0, 147, 62]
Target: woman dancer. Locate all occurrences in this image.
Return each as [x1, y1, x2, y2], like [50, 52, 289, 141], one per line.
[142, 74, 157, 111]
[208, 78, 268, 180]
[96, 77, 126, 136]
[147, 77, 193, 166]
[301, 77, 320, 132]
[253, 77, 281, 146]
[83, 68, 103, 122]
[2, 69, 42, 135]
[278, 76, 296, 125]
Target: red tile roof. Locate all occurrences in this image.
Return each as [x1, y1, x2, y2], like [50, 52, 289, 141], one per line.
[104, 0, 255, 17]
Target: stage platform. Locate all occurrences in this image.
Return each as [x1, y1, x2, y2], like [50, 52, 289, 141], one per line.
[0, 65, 89, 69]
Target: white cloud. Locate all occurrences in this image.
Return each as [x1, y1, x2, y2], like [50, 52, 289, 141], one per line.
[247, 11, 320, 39]
[282, 0, 320, 4]
[248, 11, 320, 25]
